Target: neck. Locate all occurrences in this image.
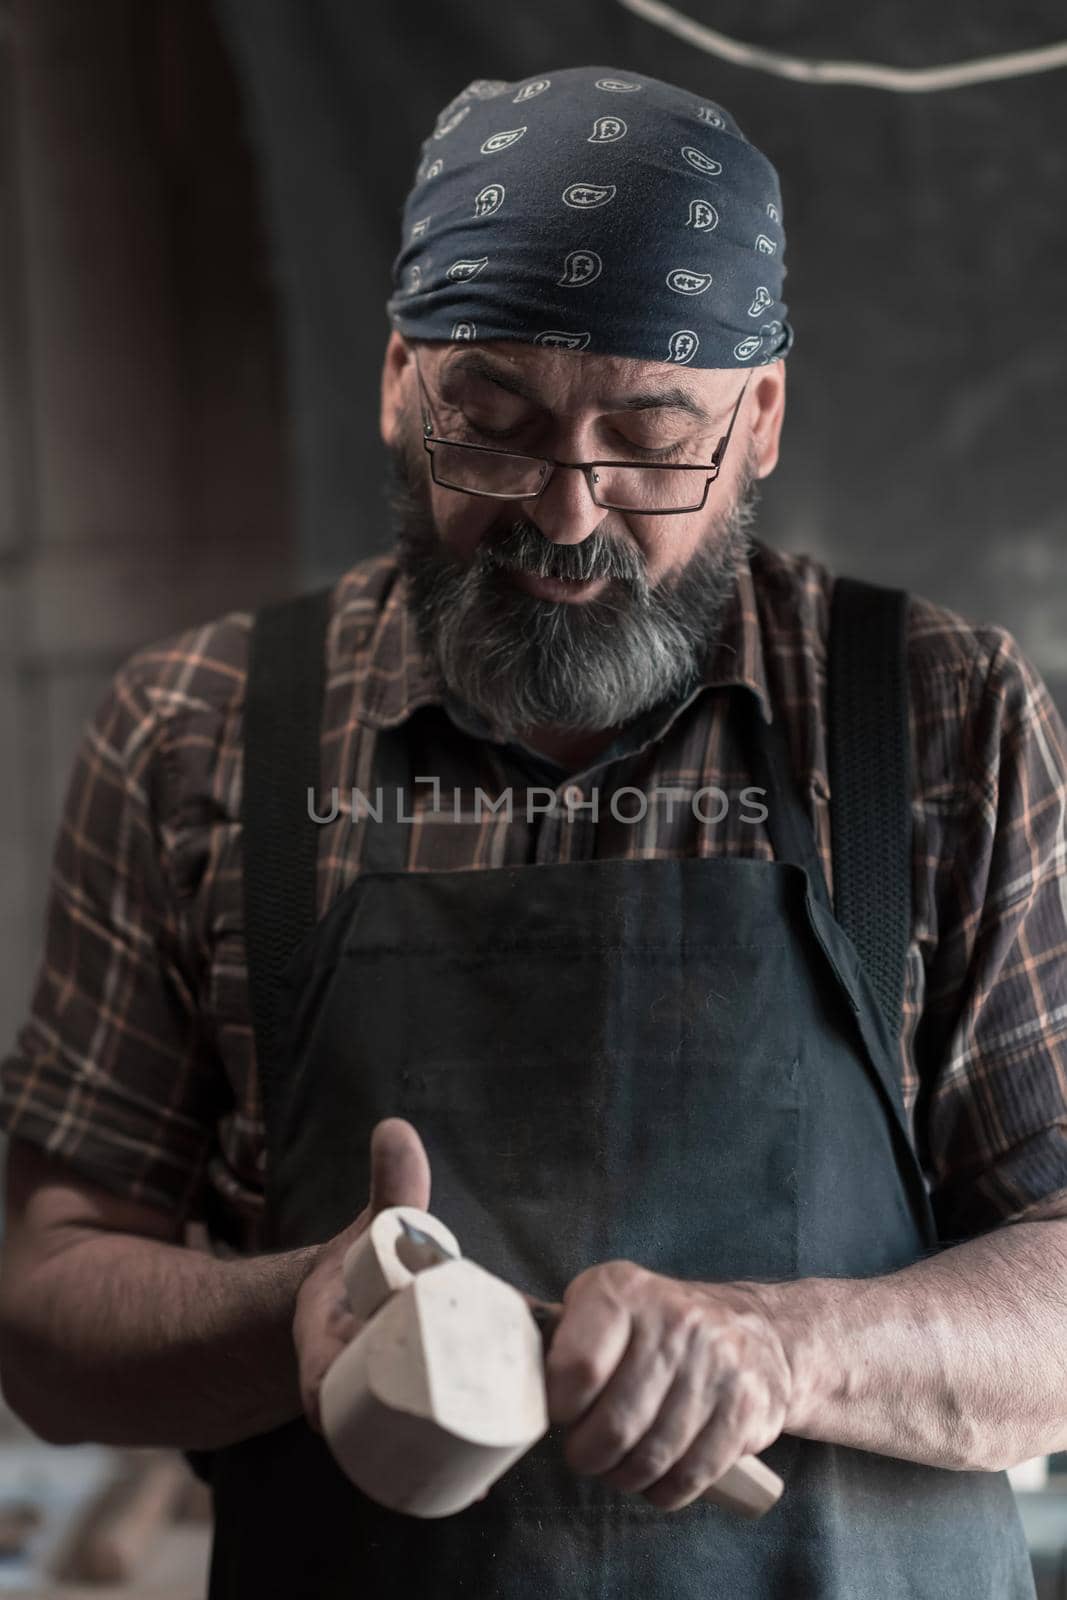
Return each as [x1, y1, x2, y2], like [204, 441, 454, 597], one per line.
[510, 724, 620, 773]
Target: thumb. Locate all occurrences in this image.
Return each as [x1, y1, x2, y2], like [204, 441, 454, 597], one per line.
[366, 1116, 432, 1218]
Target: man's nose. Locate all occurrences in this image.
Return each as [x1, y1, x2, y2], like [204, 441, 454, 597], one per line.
[523, 460, 610, 547]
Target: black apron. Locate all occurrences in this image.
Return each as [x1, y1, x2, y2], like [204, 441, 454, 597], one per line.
[197, 576, 1035, 1599]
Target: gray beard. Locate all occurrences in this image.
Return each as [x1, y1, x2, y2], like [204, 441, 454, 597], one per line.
[385, 427, 761, 740]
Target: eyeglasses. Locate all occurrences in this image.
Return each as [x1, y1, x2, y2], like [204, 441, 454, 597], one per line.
[411, 346, 751, 516]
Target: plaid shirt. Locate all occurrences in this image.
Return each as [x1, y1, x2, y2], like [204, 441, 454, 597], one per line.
[4, 538, 1067, 1254]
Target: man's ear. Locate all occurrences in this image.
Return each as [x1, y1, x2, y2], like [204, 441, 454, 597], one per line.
[380, 331, 412, 449]
[749, 360, 786, 479]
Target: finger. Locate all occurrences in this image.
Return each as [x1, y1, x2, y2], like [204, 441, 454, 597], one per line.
[545, 1293, 634, 1428]
[367, 1117, 431, 1215]
[562, 1305, 701, 1478]
[642, 1377, 750, 1511]
[300, 1330, 351, 1434]
[598, 1354, 709, 1494]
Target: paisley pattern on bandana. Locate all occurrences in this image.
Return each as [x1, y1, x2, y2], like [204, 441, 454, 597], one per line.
[386, 66, 794, 369]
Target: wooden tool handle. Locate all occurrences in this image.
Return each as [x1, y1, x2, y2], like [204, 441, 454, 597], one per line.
[702, 1453, 783, 1519]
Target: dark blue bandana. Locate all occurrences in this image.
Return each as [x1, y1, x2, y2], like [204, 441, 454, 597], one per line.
[386, 65, 793, 370]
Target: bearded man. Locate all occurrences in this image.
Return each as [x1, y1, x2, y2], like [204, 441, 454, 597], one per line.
[2, 64, 1064, 1600]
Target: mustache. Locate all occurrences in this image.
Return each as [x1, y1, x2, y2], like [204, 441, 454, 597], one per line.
[481, 520, 646, 587]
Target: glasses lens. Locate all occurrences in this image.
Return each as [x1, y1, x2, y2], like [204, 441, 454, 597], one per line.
[432, 444, 548, 497]
[592, 465, 708, 512]
[430, 445, 709, 511]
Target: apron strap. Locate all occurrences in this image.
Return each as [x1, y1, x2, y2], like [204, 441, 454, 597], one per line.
[735, 584, 929, 1239]
[186, 583, 331, 1486]
[735, 576, 913, 1045]
[358, 722, 415, 874]
[241, 584, 333, 1105]
[827, 577, 912, 1044]
[734, 687, 834, 913]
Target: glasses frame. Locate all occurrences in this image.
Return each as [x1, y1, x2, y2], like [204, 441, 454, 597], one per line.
[411, 345, 751, 516]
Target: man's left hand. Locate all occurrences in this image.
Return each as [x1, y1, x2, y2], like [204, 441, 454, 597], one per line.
[544, 1260, 793, 1511]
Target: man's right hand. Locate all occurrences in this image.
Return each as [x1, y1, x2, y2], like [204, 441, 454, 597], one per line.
[292, 1117, 432, 1435]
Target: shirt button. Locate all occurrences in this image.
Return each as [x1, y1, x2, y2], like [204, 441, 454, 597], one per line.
[563, 784, 584, 808]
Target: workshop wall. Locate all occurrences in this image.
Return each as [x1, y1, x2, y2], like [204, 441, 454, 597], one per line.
[0, 0, 294, 1050]
[217, 0, 1067, 711]
[0, 6, 290, 1584]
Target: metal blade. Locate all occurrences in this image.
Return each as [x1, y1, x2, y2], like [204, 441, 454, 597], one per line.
[396, 1215, 459, 1270]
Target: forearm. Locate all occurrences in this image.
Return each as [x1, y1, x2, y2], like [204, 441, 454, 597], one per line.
[0, 1232, 322, 1451]
[741, 1217, 1067, 1472]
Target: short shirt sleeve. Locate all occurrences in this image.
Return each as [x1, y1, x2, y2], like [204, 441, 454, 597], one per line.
[0, 657, 225, 1219]
[918, 626, 1067, 1239]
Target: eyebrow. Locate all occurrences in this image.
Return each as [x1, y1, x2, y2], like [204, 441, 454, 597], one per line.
[441, 351, 713, 423]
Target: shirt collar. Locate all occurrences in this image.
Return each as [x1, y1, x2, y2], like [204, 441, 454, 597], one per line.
[341, 539, 773, 730]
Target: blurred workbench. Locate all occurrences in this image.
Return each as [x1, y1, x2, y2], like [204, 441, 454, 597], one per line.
[0, 1400, 209, 1598]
